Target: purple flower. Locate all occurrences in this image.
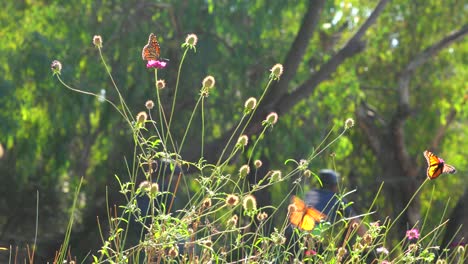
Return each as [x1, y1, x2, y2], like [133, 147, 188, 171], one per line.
[146, 60, 167, 69]
[406, 228, 420, 240]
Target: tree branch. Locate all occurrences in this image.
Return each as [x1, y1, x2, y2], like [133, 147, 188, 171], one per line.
[272, 0, 390, 115]
[398, 24, 468, 116]
[393, 24, 468, 173]
[263, 0, 326, 108]
[430, 98, 466, 150]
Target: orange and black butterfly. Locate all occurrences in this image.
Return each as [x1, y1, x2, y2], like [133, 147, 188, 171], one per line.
[423, 150, 456, 180]
[288, 196, 326, 231]
[142, 33, 161, 61]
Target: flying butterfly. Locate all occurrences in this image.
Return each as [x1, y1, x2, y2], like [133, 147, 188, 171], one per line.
[289, 196, 326, 231]
[423, 150, 456, 180]
[142, 33, 161, 61]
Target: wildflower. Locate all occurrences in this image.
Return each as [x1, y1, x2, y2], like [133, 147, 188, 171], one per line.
[136, 111, 148, 125]
[376, 247, 389, 255]
[406, 228, 420, 240]
[239, 164, 250, 178]
[93, 35, 102, 48]
[146, 60, 167, 69]
[50, 60, 62, 75]
[381, 261, 392, 264]
[270, 170, 282, 182]
[243, 194, 257, 211]
[244, 97, 257, 113]
[303, 169, 312, 178]
[156, 79, 166, 89]
[145, 100, 154, 110]
[254, 160, 263, 168]
[183, 34, 198, 51]
[305, 249, 317, 256]
[269, 63, 284, 80]
[237, 135, 249, 146]
[345, 118, 355, 129]
[202, 197, 212, 209]
[256, 212, 268, 221]
[226, 194, 239, 206]
[202, 75, 215, 89]
[263, 112, 278, 126]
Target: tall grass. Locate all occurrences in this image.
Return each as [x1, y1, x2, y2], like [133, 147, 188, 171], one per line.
[38, 34, 468, 264]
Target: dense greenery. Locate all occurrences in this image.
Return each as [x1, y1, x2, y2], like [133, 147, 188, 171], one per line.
[0, 0, 466, 262]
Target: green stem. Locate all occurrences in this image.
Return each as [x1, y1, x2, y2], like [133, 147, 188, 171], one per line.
[166, 48, 189, 141]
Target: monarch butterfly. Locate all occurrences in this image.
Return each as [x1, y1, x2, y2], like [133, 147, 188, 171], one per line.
[142, 33, 161, 61]
[289, 196, 326, 231]
[423, 150, 456, 180]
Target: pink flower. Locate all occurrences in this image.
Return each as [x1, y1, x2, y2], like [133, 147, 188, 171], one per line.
[381, 261, 392, 264]
[305, 249, 317, 256]
[146, 60, 167, 69]
[406, 228, 420, 240]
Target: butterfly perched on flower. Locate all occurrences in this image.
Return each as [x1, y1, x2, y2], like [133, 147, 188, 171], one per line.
[288, 196, 326, 231]
[142, 33, 161, 61]
[423, 150, 456, 179]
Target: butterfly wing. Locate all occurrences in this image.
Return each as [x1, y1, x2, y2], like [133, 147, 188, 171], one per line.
[289, 196, 325, 231]
[423, 150, 456, 179]
[142, 33, 161, 61]
[443, 164, 456, 174]
[289, 196, 306, 227]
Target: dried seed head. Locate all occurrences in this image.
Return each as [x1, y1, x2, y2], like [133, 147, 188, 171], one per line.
[51, 60, 62, 75]
[270, 63, 284, 80]
[304, 169, 312, 178]
[256, 212, 268, 221]
[145, 100, 154, 110]
[265, 112, 278, 125]
[244, 97, 257, 112]
[239, 164, 250, 178]
[139, 181, 151, 191]
[150, 182, 159, 196]
[254, 160, 263, 168]
[202, 197, 212, 209]
[226, 194, 239, 206]
[362, 234, 373, 245]
[185, 34, 198, 46]
[168, 245, 179, 258]
[270, 170, 282, 182]
[337, 247, 347, 258]
[93, 35, 103, 48]
[136, 111, 148, 124]
[156, 79, 166, 89]
[202, 75, 215, 89]
[345, 118, 355, 129]
[237, 135, 249, 146]
[242, 194, 257, 211]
